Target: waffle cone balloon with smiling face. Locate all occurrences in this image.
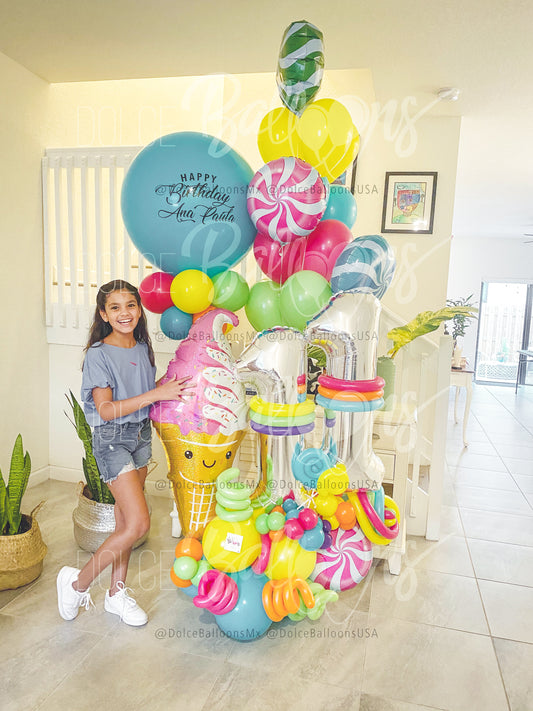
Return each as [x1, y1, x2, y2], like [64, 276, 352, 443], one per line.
[150, 309, 247, 538]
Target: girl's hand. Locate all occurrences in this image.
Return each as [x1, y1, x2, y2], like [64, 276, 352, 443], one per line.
[155, 375, 195, 402]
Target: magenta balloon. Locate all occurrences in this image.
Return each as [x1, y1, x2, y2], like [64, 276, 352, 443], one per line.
[253, 232, 306, 284]
[302, 220, 353, 281]
[139, 271, 175, 314]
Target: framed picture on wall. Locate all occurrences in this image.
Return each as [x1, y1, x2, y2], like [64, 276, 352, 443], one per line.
[381, 172, 437, 233]
[332, 155, 358, 195]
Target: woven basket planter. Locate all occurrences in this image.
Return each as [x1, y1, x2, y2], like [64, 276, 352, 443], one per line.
[0, 512, 48, 591]
[72, 484, 150, 553]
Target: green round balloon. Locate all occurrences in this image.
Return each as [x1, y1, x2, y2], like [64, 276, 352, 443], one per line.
[280, 271, 331, 331]
[173, 555, 198, 581]
[245, 281, 284, 331]
[212, 271, 250, 312]
[255, 513, 270, 535]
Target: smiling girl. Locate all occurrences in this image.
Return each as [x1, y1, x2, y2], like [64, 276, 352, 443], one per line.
[57, 280, 192, 626]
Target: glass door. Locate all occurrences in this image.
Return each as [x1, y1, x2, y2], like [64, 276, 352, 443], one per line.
[524, 284, 533, 385]
[475, 282, 530, 385]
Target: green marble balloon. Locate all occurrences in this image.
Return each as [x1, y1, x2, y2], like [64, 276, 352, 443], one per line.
[276, 20, 324, 117]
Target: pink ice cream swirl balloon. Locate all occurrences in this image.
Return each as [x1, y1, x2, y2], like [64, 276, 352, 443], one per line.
[150, 309, 247, 437]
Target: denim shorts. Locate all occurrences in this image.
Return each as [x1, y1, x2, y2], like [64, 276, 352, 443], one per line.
[93, 418, 152, 484]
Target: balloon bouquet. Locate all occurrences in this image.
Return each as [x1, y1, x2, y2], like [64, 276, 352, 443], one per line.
[120, 20, 400, 641]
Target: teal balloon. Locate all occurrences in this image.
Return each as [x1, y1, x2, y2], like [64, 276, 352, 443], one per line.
[181, 583, 198, 598]
[280, 271, 331, 331]
[160, 306, 192, 340]
[214, 567, 272, 641]
[212, 271, 250, 312]
[245, 281, 284, 331]
[322, 185, 357, 228]
[121, 132, 255, 276]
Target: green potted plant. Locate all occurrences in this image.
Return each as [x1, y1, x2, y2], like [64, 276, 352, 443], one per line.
[65, 392, 150, 553]
[445, 294, 478, 367]
[0, 435, 47, 590]
[378, 305, 479, 409]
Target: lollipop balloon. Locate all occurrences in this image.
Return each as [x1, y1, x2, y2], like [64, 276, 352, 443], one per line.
[247, 158, 327, 245]
[276, 21, 324, 117]
[331, 234, 396, 299]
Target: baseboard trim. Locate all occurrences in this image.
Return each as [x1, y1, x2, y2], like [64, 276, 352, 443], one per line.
[28, 466, 50, 488]
[145, 478, 173, 499]
[49, 466, 173, 499]
[49, 466, 84, 484]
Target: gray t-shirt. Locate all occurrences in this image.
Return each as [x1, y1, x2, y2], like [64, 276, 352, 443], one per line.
[81, 341, 157, 427]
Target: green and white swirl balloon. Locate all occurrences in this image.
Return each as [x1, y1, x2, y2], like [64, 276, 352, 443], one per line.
[276, 20, 324, 117]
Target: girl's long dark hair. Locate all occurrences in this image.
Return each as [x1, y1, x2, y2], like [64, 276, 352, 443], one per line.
[83, 280, 155, 367]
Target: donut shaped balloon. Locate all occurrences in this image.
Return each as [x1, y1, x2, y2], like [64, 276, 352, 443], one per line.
[331, 234, 396, 299]
[247, 158, 327, 244]
[310, 525, 372, 591]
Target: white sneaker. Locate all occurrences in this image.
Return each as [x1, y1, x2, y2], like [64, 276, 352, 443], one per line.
[57, 566, 94, 621]
[104, 581, 148, 626]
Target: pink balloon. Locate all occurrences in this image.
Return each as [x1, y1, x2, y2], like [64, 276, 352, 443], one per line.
[139, 271, 175, 313]
[247, 157, 328, 244]
[253, 233, 305, 284]
[302, 220, 353, 281]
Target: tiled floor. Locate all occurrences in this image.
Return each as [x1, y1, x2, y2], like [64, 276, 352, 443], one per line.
[1, 384, 532, 710]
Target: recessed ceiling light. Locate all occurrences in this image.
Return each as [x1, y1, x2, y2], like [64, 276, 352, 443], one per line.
[437, 87, 460, 101]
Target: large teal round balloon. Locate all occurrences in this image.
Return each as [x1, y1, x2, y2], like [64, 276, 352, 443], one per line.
[214, 567, 272, 641]
[121, 132, 256, 276]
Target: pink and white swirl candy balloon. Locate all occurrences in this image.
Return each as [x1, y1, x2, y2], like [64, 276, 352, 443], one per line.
[247, 157, 327, 244]
[310, 524, 372, 591]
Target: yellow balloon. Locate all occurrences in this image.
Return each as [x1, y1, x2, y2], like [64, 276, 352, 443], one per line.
[296, 99, 360, 182]
[314, 493, 339, 518]
[202, 517, 261, 573]
[325, 514, 340, 531]
[257, 107, 298, 163]
[265, 537, 316, 580]
[317, 463, 349, 496]
[170, 270, 214, 314]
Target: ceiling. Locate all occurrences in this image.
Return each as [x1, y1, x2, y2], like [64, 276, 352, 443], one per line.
[1, 0, 532, 241]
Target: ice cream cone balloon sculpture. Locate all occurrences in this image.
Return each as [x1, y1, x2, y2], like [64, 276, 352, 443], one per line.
[150, 309, 248, 538]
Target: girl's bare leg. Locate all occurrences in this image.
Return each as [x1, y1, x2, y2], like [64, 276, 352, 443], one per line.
[74, 470, 149, 592]
[109, 502, 130, 594]
[108, 466, 149, 593]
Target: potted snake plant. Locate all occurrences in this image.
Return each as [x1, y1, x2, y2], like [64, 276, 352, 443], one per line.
[0, 435, 47, 590]
[66, 392, 149, 552]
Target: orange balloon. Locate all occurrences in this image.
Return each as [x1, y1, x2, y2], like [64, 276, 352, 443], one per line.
[269, 528, 285, 543]
[318, 387, 384, 401]
[175, 537, 203, 561]
[270, 505, 285, 515]
[336, 501, 357, 530]
[170, 568, 191, 588]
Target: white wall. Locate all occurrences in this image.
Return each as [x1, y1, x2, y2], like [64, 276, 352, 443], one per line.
[447, 236, 533, 363]
[0, 52, 50, 479]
